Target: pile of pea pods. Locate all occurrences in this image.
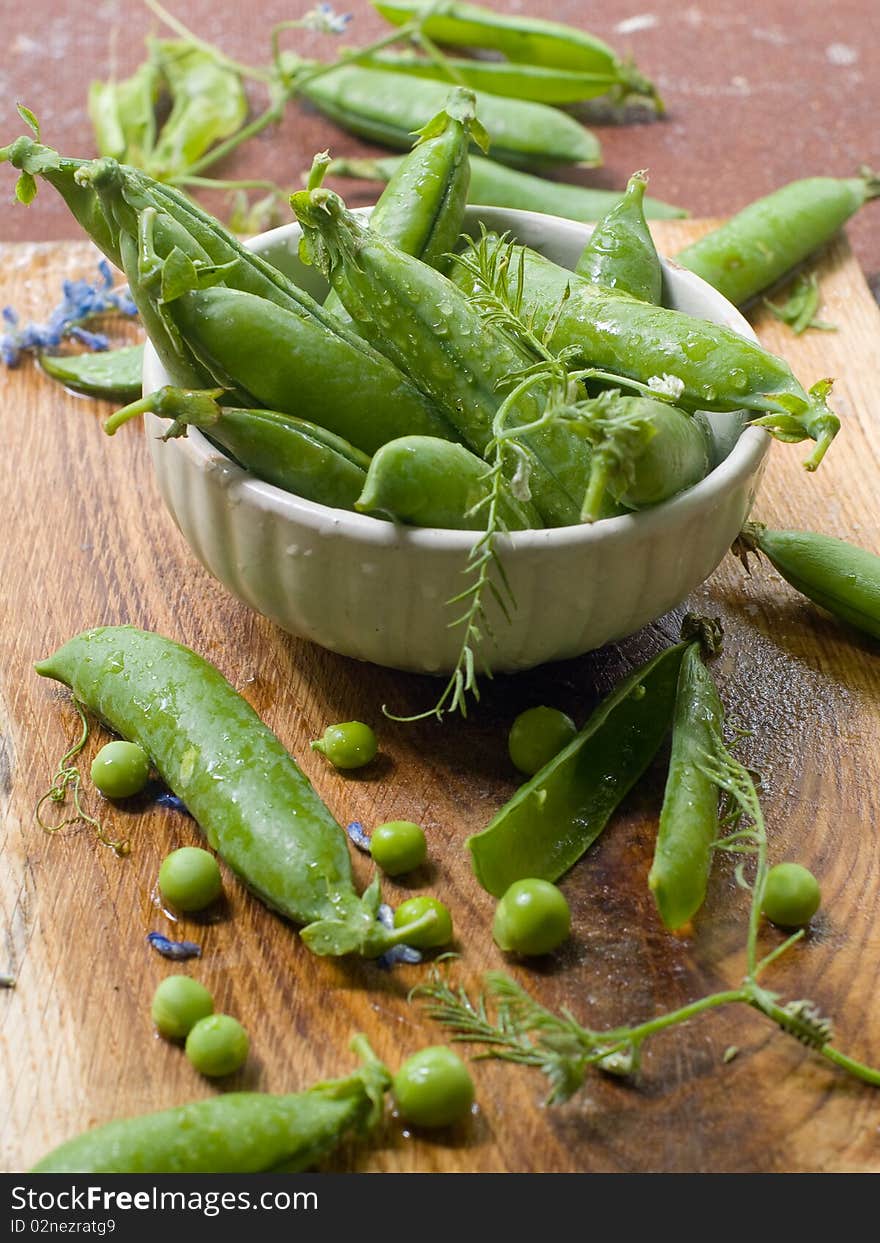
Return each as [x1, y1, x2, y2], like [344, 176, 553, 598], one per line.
[6, 70, 870, 532]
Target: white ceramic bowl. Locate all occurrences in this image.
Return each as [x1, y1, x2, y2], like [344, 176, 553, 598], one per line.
[143, 206, 769, 674]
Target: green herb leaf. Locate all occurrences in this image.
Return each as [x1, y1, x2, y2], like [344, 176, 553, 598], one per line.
[16, 103, 40, 138]
[15, 170, 37, 205]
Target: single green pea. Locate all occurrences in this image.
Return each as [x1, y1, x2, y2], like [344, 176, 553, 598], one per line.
[90, 740, 150, 799]
[393, 896, 453, 949]
[508, 706, 577, 776]
[151, 975, 214, 1041]
[492, 878, 571, 956]
[370, 821, 427, 876]
[392, 1046, 474, 1128]
[158, 846, 223, 913]
[185, 1014, 249, 1078]
[761, 863, 821, 928]
[310, 721, 378, 770]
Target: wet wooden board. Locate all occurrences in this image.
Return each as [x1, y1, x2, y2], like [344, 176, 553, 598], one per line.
[1, 226, 879, 1174]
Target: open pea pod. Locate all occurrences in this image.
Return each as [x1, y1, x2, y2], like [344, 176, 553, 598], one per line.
[38, 344, 145, 402]
[468, 641, 687, 896]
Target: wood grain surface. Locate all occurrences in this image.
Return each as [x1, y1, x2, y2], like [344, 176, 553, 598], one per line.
[1, 222, 880, 1174]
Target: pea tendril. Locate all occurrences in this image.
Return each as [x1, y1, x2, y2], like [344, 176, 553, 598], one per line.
[35, 700, 130, 857]
[414, 705, 880, 1100]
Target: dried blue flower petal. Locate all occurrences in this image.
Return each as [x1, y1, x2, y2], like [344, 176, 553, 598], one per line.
[147, 932, 201, 960]
[377, 902, 394, 930]
[347, 820, 372, 853]
[68, 327, 109, 351]
[1, 262, 139, 368]
[155, 791, 191, 815]
[377, 944, 423, 969]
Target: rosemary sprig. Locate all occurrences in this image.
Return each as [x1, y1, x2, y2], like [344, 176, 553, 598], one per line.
[384, 443, 515, 724]
[414, 712, 880, 1099]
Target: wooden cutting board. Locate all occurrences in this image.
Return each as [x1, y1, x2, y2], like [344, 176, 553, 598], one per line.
[2, 225, 880, 1174]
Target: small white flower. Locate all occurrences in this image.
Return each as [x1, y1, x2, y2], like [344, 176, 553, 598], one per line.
[647, 373, 685, 399]
[301, 3, 352, 34]
[509, 450, 532, 503]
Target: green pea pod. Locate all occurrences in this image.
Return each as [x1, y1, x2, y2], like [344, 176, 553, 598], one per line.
[60, 154, 453, 448]
[576, 394, 711, 522]
[736, 522, 880, 639]
[106, 386, 370, 511]
[35, 628, 437, 958]
[648, 641, 724, 930]
[354, 48, 640, 106]
[38, 344, 145, 402]
[676, 170, 880, 306]
[292, 185, 591, 527]
[356, 435, 541, 529]
[167, 285, 456, 454]
[575, 170, 663, 304]
[88, 61, 160, 166]
[373, 0, 662, 109]
[452, 237, 839, 469]
[115, 228, 211, 390]
[147, 40, 248, 180]
[329, 152, 689, 220]
[324, 86, 485, 321]
[467, 641, 688, 895]
[369, 86, 486, 268]
[291, 60, 601, 169]
[32, 1036, 389, 1173]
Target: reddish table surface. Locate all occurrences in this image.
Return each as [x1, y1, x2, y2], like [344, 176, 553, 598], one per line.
[1, 0, 877, 289]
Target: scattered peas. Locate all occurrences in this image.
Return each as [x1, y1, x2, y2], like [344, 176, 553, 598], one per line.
[151, 975, 214, 1041]
[90, 740, 150, 799]
[762, 863, 821, 928]
[158, 846, 223, 913]
[492, 878, 571, 956]
[311, 721, 378, 770]
[393, 896, 453, 949]
[392, 1045, 474, 1128]
[185, 1014, 249, 1078]
[370, 821, 427, 876]
[508, 706, 577, 776]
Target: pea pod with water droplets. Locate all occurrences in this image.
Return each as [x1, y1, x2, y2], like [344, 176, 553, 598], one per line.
[35, 627, 438, 958]
[736, 522, 880, 639]
[356, 435, 541, 530]
[324, 86, 486, 322]
[451, 236, 839, 470]
[575, 170, 663, 304]
[292, 184, 592, 527]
